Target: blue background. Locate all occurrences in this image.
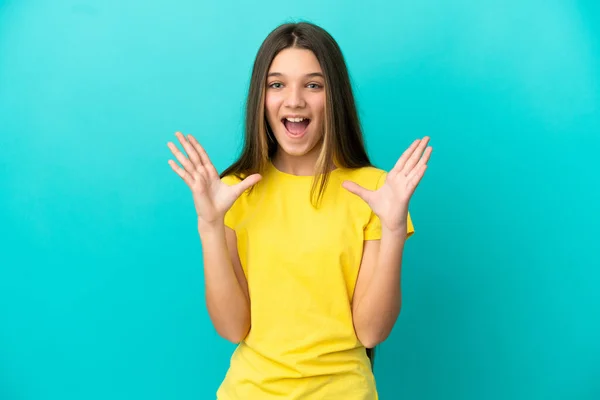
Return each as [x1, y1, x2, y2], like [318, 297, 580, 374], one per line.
[1, 1, 599, 399]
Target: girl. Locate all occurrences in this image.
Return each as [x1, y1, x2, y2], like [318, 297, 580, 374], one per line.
[167, 22, 432, 400]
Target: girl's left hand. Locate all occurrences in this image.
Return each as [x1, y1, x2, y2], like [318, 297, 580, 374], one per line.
[342, 137, 432, 234]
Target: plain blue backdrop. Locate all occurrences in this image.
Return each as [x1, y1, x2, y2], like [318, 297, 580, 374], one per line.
[1, 1, 599, 399]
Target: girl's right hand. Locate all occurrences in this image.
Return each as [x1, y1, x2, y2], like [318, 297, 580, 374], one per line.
[167, 132, 261, 229]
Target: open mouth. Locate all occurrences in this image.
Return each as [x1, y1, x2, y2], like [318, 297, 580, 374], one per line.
[282, 117, 311, 137]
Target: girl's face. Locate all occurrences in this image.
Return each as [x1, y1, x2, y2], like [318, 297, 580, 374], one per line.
[265, 48, 326, 160]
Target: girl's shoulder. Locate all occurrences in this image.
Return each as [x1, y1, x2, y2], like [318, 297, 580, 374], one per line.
[220, 173, 244, 185]
[221, 172, 255, 194]
[336, 165, 388, 190]
[221, 173, 248, 185]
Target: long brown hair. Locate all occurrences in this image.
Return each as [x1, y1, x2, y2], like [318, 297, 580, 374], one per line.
[220, 22, 377, 368]
[220, 22, 373, 204]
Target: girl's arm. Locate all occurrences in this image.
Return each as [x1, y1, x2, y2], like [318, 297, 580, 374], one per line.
[199, 223, 251, 343]
[344, 137, 432, 348]
[167, 132, 259, 344]
[351, 225, 406, 348]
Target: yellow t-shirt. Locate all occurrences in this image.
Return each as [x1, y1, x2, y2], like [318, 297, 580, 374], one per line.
[216, 161, 414, 400]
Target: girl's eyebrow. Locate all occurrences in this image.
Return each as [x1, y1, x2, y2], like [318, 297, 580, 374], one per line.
[267, 72, 324, 78]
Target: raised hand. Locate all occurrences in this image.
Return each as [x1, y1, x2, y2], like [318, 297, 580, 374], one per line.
[167, 132, 261, 228]
[342, 137, 432, 234]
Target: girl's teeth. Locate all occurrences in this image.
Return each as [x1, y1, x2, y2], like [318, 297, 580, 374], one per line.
[286, 117, 305, 122]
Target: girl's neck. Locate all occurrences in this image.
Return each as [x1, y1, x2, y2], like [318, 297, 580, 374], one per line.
[271, 150, 319, 176]
[271, 145, 338, 177]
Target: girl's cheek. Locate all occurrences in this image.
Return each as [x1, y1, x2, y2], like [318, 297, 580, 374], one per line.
[265, 95, 281, 113]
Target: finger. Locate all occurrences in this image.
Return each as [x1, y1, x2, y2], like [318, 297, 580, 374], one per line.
[342, 181, 373, 204]
[391, 139, 421, 174]
[411, 146, 433, 173]
[167, 141, 197, 175]
[168, 159, 194, 186]
[401, 137, 430, 176]
[232, 174, 262, 197]
[187, 134, 218, 178]
[194, 163, 209, 183]
[406, 164, 428, 195]
[175, 132, 203, 168]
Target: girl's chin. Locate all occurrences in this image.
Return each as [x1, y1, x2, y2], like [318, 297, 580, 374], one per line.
[275, 139, 323, 158]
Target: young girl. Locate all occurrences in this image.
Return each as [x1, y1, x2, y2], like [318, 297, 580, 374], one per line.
[167, 22, 432, 400]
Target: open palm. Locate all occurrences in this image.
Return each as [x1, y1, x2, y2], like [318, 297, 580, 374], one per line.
[167, 132, 261, 226]
[343, 137, 432, 233]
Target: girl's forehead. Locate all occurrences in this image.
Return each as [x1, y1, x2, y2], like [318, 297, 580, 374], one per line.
[268, 48, 323, 76]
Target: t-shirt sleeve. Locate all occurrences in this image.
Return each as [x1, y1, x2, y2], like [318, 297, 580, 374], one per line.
[221, 174, 243, 230]
[364, 171, 416, 240]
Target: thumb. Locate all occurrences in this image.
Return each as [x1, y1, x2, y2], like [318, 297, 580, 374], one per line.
[232, 173, 262, 198]
[342, 180, 373, 204]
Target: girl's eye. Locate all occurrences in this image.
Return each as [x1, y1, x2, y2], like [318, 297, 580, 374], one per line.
[307, 83, 322, 89]
[268, 82, 283, 89]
